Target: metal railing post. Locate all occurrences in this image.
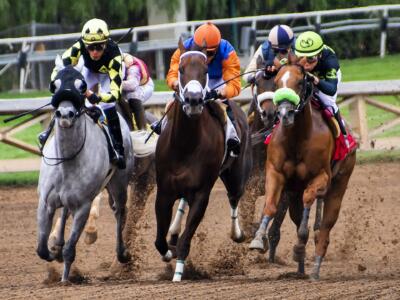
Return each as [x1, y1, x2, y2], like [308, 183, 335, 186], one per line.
[380, 8, 388, 58]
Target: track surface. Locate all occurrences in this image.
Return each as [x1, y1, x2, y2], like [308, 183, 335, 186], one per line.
[1, 162, 399, 299]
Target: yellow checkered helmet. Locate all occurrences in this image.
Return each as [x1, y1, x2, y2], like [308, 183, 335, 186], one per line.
[81, 18, 109, 44]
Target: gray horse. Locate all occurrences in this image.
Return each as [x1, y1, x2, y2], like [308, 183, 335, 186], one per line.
[36, 66, 134, 282]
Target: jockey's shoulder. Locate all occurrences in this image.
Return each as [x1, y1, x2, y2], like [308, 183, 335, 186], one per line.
[183, 37, 236, 59]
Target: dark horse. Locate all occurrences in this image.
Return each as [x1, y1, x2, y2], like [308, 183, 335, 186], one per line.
[250, 57, 356, 280]
[154, 40, 252, 281]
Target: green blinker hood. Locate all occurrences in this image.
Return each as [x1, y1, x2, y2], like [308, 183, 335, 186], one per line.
[273, 88, 300, 106]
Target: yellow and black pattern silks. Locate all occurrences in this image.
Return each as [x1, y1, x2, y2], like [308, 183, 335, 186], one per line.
[51, 39, 123, 103]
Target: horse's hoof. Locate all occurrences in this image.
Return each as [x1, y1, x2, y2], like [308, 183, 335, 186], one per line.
[161, 250, 173, 262]
[310, 272, 320, 281]
[172, 273, 182, 282]
[168, 245, 177, 259]
[232, 231, 246, 243]
[84, 230, 98, 245]
[249, 236, 268, 253]
[118, 249, 131, 264]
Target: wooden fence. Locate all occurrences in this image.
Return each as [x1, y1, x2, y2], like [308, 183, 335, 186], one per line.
[0, 79, 400, 172]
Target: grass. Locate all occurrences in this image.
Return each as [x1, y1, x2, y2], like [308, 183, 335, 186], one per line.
[0, 171, 39, 186]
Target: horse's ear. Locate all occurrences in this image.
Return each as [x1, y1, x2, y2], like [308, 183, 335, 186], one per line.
[288, 52, 298, 65]
[256, 55, 263, 68]
[201, 39, 207, 54]
[273, 57, 282, 69]
[49, 79, 61, 94]
[178, 37, 186, 54]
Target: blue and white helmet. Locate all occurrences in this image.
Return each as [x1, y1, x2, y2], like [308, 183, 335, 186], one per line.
[268, 25, 294, 50]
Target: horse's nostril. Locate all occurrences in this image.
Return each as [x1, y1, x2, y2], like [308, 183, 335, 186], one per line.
[55, 111, 61, 118]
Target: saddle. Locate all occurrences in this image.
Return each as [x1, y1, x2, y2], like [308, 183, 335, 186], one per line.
[311, 99, 340, 138]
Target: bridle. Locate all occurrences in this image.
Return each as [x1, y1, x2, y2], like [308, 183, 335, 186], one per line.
[41, 105, 87, 166]
[177, 51, 209, 104]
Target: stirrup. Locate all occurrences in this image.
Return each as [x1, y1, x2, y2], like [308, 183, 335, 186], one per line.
[227, 138, 241, 157]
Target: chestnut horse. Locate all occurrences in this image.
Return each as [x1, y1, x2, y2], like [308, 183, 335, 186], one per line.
[154, 40, 252, 281]
[250, 59, 356, 279]
[247, 56, 324, 262]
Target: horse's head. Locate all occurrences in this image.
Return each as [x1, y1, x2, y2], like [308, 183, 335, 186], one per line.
[252, 55, 277, 128]
[273, 55, 313, 127]
[177, 38, 208, 117]
[50, 65, 87, 128]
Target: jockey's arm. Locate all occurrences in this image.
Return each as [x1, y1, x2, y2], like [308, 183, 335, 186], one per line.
[221, 50, 241, 99]
[99, 55, 123, 103]
[166, 48, 181, 91]
[243, 45, 263, 83]
[315, 52, 340, 96]
[122, 64, 141, 92]
[51, 41, 81, 81]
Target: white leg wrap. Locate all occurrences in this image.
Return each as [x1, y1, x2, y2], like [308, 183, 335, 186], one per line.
[230, 207, 242, 239]
[169, 198, 187, 235]
[173, 260, 185, 282]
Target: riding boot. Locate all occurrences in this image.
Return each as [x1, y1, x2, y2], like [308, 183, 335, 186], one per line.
[128, 98, 147, 130]
[38, 117, 55, 148]
[334, 110, 350, 148]
[104, 106, 126, 169]
[224, 100, 241, 157]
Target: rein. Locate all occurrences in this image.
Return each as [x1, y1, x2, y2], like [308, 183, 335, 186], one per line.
[41, 109, 87, 166]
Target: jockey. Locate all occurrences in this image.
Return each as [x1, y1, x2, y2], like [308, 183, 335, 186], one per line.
[161, 21, 242, 156]
[295, 31, 349, 147]
[244, 24, 295, 83]
[43, 18, 125, 168]
[121, 53, 154, 130]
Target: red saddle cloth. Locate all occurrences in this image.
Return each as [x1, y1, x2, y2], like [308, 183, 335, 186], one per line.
[264, 107, 357, 162]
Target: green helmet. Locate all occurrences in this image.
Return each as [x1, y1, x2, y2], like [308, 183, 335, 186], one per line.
[81, 18, 109, 45]
[295, 31, 324, 57]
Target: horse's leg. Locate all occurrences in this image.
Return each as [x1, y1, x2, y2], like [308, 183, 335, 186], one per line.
[313, 197, 323, 247]
[154, 190, 175, 262]
[311, 167, 353, 280]
[267, 191, 290, 263]
[173, 191, 210, 282]
[61, 202, 91, 282]
[107, 184, 130, 263]
[37, 198, 57, 262]
[84, 191, 104, 245]
[49, 207, 70, 261]
[168, 198, 187, 256]
[249, 164, 285, 251]
[220, 172, 246, 243]
[295, 170, 329, 275]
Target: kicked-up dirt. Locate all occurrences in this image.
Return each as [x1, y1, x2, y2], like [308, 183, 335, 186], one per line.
[0, 162, 399, 299]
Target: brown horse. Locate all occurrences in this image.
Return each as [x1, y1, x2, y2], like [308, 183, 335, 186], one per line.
[247, 56, 324, 262]
[154, 40, 252, 281]
[250, 58, 356, 279]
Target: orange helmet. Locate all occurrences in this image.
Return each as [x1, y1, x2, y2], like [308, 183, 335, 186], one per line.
[194, 22, 221, 49]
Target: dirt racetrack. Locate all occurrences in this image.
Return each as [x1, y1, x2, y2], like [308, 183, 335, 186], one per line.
[0, 162, 399, 299]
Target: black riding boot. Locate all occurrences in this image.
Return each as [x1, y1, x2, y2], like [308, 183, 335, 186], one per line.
[128, 98, 146, 130]
[104, 106, 126, 169]
[225, 100, 241, 156]
[38, 117, 55, 148]
[334, 110, 349, 147]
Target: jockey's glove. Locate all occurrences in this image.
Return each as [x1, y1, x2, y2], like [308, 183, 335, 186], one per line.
[88, 93, 101, 105]
[205, 89, 220, 100]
